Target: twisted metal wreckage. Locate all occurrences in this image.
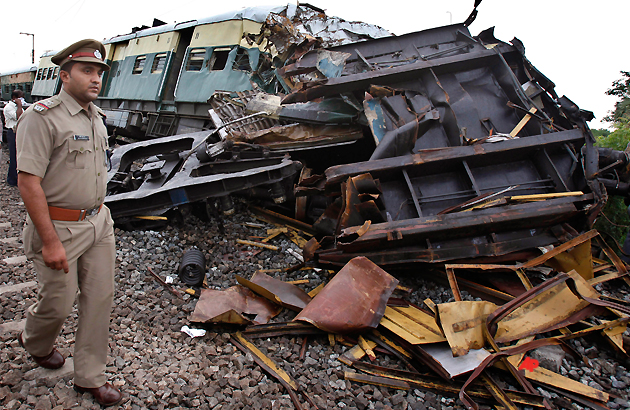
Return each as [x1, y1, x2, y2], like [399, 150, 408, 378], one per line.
[108, 3, 630, 409]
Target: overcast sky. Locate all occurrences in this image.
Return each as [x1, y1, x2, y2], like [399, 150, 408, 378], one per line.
[2, 0, 628, 129]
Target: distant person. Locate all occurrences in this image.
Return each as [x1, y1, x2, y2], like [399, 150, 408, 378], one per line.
[3, 89, 24, 186]
[15, 39, 121, 407]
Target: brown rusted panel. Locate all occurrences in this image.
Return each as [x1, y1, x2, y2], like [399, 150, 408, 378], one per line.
[316, 231, 558, 268]
[337, 201, 579, 252]
[295, 256, 399, 334]
[338, 178, 365, 231]
[236, 271, 312, 311]
[190, 286, 282, 325]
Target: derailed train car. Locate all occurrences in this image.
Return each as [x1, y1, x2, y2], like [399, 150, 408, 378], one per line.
[283, 23, 628, 267]
[29, 4, 389, 140]
[103, 14, 630, 266]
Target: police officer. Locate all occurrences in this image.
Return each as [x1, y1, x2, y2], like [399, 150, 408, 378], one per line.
[16, 39, 121, 407]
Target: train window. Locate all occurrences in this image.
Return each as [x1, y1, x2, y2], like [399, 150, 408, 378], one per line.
[232, 48, 251, 71]
[133, 56, 146, 75]
[52, 67, 59, 79]
[46, 68, 54, 80]
[151, 53, 167, 73]
[42, 68, 48, 80]
[25, 83, 32, 92]
[36, 69, 43, 80]
[186, 48, 206, 71]
[208, 47, 230, 71]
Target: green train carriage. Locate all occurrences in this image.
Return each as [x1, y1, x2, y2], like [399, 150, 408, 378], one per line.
[0, 66, 37, 103]
[97, 6, 283, 139]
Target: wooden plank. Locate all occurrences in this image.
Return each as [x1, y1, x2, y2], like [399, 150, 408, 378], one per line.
[379, 317, 425, 344]
[338, 340, 377, 366]
[509, 107, 537, 137]
[523, 366, 609, 402]
[236, 239, 279, 251]
[358, 336, 376, 361]
[233, 332, 298, 390]
[344, 371, 410, 390]
[384, 307, 445, 341]
[389, 307, 444, 336]
[509, 191, 583, 201]
[308, 283, 325, 298]
[372, 330, 412, 359]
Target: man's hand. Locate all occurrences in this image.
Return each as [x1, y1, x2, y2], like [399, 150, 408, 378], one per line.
[18, 172, 70, 274]
[42, 240, 69, 273]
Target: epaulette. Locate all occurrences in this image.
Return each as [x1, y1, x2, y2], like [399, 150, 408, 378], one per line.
[32, 96, 61, 114]
[95, 105, 107, 119]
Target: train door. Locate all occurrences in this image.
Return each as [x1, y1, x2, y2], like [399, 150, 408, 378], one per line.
[162, 28, 194, 102]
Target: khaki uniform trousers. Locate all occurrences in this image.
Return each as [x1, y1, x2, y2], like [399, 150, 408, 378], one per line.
[21, 205, 115, 388]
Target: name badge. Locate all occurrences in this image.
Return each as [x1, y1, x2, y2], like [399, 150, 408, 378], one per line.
[73, 135, 90, 141]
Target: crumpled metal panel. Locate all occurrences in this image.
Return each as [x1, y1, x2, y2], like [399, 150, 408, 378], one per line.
[189, 286, 282, 325]
[436, 301, 498, 357]
[294, 256, 399, 334]
[493, 270, 602, 343]
[236, 271, 311, 311]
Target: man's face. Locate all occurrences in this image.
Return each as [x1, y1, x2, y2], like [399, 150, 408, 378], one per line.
[12, 92, 24, 102]
[60, 62, 104, 106]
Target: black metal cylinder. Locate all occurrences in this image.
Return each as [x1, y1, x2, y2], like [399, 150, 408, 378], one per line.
[178, 248, 206, 287]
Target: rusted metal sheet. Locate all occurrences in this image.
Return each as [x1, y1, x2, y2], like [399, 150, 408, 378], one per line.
[236, 271, 312, 311]
[300, 123, 603, 266]
[436, 301, 498, 357]
[189, 286, 282, 325]
[295, 256, 398, 334]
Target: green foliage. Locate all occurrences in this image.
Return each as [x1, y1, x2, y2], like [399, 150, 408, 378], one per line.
[594, 195, 629, 247]
[604, 71, 630, 122]
[594, 119, 630, 246]
[595, 119, 630, 151]
[591, 128, 610, 138]
[593, 72, 630, 247]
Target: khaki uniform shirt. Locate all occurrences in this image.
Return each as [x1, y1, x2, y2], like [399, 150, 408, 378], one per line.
[16, 89, 108, 210]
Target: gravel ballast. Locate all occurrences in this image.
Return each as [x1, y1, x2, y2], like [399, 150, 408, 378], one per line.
[1, 146, 630, 410]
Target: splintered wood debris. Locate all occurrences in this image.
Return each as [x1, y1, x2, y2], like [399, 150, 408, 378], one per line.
[180, 227, 629, 409]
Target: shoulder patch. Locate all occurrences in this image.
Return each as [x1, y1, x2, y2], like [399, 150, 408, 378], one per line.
[33, 96, 61, 114]
[95, 105, 106, 118]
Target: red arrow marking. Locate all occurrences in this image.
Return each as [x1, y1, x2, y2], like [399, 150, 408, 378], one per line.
[519, 356, 539, 372]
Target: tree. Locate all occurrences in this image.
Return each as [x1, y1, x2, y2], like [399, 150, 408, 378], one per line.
[603, 71, 630, 122]
[591, 128, 610, 138]
[595, 72, 630, 247]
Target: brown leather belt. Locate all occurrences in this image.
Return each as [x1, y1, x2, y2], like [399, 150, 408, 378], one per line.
[48, 204, 103, 221]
